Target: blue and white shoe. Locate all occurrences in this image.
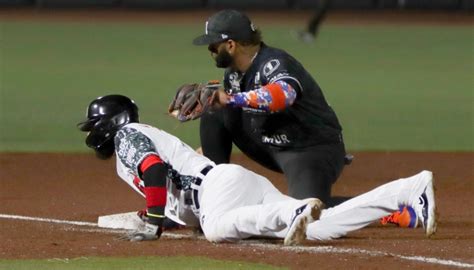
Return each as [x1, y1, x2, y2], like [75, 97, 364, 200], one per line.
[411, 170, 437, 237]
[284, 198, 324, 246]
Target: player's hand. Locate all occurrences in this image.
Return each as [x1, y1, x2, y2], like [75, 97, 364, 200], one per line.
[137, 209, 149, 223]
[195, 147, 203, 155]
[119, 223, 162, 242]
[215, 89, 230, 108]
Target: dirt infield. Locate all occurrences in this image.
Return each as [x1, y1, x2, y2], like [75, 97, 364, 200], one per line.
[1, 152, 473, 269]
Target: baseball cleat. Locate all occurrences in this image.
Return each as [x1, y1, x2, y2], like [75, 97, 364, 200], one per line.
[411, 170, 437, 237]
[380, 206, 418, 228]
[284, 198, 324, 246]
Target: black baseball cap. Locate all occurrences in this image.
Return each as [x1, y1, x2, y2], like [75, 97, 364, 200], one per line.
[193, 10, 256, 46]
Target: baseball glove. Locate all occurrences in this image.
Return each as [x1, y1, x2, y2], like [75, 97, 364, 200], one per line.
[168, 80, 221, 122]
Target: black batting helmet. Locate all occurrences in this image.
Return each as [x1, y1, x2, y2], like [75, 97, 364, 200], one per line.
[77, 95, 139, 159]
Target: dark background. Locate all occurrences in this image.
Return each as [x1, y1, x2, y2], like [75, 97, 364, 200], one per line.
[1, 0, 473, 10]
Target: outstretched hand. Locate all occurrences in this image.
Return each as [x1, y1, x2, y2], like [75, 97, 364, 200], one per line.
[118, 223, 162, 242]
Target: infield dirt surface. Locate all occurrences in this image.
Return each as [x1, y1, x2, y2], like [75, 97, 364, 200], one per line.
[1, 152, 473, 269]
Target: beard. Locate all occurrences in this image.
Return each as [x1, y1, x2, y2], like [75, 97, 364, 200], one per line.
[215, 49, 234, 68]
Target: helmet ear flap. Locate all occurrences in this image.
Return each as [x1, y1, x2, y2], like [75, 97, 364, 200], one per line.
[84, 111, 132, 159]
[84, 118, 114, 147]
[94, 139, 115, 160]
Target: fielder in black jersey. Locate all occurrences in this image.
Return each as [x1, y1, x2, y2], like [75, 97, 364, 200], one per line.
[193, 10, 348, 206]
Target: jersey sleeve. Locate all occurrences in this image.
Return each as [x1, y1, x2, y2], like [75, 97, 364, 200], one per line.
[227, 80, 297, 113]
[139, 155, 168, 225]
[115, 127, 167, 226]
[114, 127, 157, 177]
[260, 58, 304, 94]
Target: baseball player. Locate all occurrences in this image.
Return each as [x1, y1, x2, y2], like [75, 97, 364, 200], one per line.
[298, 0, 330, 43]
[188, 9, 347, 207]
[79, 95, 437, 243]
[78, 94, 324, 245]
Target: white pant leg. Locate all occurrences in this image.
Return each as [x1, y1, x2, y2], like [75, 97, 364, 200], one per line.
[199, 164, 304, 242]
[307, 171, 427, 240]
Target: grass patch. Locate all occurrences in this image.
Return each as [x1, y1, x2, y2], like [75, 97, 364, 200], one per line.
[0, 256, 285, 270]
[1, 21, 472, 151]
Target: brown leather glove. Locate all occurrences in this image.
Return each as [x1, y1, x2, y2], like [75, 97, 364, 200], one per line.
[168, 80, 221, 122]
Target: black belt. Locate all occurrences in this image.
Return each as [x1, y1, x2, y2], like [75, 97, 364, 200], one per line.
[185, 165, 213, 210]
[193, 165, 213, 187]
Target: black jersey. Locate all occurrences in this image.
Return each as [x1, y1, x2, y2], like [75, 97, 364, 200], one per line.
[222, 43, 343, 150]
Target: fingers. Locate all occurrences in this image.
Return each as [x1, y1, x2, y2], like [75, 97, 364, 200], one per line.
[116, 231, 159, 242]
[213, 89, 229, 108]
[115, 233, 133, 241]
[115, 223, 161, 242]
[195, 147, 203, 155]
[130, 234, 145, 242]
[129, 233, 158, 242]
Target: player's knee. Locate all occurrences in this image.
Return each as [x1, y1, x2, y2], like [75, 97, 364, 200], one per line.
[204, 232, 222, 243]
[203, 226, 227, 243]
[201, 217, 224, 242]
[201, 215, 239, 243]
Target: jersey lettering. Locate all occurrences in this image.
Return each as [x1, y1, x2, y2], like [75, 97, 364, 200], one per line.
[262, 134, 291, 145]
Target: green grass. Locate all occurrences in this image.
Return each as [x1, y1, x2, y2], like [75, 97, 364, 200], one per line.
[0, 256, 285, 270]
[0, 21, 472, 151]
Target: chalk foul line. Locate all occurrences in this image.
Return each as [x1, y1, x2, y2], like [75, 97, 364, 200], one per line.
[243, 242, 474, 269]
[0, 214, 97, 227]
[1, 213, 473, 268]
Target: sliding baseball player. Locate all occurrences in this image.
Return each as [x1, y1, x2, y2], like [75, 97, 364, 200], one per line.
[78, 95, 437, 244]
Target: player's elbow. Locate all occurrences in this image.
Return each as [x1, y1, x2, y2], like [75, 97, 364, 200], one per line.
[266, 81, 297, 113]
